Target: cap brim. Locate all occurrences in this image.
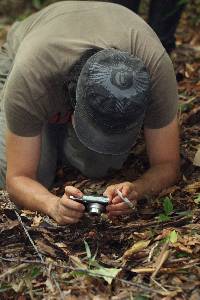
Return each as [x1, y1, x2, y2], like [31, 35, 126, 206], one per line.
[73, 99, 144, 155]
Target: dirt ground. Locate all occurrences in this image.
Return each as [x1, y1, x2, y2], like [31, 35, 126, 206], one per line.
[0, 4, 200, 300]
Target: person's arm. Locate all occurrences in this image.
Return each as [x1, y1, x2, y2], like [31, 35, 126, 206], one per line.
[6, 130, 85, 224]
[104, 116, 180, 216]
[134, 115, 180, 197]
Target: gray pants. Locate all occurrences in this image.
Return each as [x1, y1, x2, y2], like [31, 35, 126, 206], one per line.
[0, 42, 11, 189]
[0, 111, 6, 189]
[0, 43, 128, 189]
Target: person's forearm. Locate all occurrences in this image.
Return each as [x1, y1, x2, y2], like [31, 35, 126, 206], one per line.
[133, 162, 180, 200]
[6, 176, 58, 216]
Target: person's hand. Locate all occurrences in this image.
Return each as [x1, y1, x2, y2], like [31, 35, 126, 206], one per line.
[51, 186, 85, 225]
[103, 182, 138, 217]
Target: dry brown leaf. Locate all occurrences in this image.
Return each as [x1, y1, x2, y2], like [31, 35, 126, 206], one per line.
[190, 290, 200, 300]
[155, 228, 175, 241]
[184, 224, 200, 230]
[173, 242, 193, 254]
[184, 181, 200, 193]
[11, 280, 24, 293]
[131, 267, 179, 274]
[179, 235, 200, 246]
[151, 242, 170, 279]
[55, 242, 68, 248]
[31, 215, 42, 227]
[0, 219, 19, 231]
[21, 210, 36, 216]
[123, 240, 151, 259]
[55, 242, 70, 256]
[70, 255, 87, 269]
[193, 147, 200, 166]
[35, 239, 57, 257]
[45, 278, 54, 293]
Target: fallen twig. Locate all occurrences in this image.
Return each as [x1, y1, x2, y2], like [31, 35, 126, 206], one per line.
[151, 242, 170, 279]
[0, 255, 179, 297]
[147, 242, 159, 263]
[0, 263, 29, 280]
[14, 210, 65, 300]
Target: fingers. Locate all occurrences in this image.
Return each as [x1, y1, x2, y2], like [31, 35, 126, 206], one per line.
[60, 194, 85, 212]
[55, 194, 85, 225]
[121, 183, 134, 197]
[65, 185, 83, 197]
[53, 186, 86, 225]
[64, 186, 84, 212]
[60, 196, 84, 216]
[107, 201, 133, 212]
[107, 194, 134, 217]
[104, 182, 138, 218]
[110, 195, 123, 205]
[103, 184, 117, 201]
[103, 182, 137, 202]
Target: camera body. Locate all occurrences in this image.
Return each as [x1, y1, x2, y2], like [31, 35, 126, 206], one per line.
[69, 195, 109, 216]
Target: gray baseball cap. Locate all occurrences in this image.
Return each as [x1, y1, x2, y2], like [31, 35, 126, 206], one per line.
[73, 49, 150, 155]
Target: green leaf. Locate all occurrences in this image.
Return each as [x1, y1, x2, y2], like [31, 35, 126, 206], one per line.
[158, 213, 171, 222]
[165, 230, 178, 243]
[168, 230, 178, 243]
[88, 266, 121, 284]
[71, 265, 121, 284]
[175, 252, 189, 258]
[123, 240, 151, 259]
[194, 194, 200, 204]
[32, 0, 42, 9]
[70, 270, 85, 278]
[84, 240, 92, 260]
[163, 197, 173, 216]
[178, 102, 192, 113]
[91, 246, 98, 262]
[30, 266, 42, 279]
[134, 295, 149, 300]
[71, 241, 121, 284]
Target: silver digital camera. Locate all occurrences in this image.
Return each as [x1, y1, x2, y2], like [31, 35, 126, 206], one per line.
[69, 195, 109, 216]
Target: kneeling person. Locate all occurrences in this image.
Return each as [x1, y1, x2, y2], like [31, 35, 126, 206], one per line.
[0, 1, 180, 224]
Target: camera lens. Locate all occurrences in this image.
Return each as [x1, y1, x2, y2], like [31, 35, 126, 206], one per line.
[87, 203, 105, 216]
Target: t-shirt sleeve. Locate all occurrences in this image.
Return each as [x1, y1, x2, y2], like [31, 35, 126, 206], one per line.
[4, 97, 44, 137]
[144, 52, 178, 129]
[3, 62, 48, 137]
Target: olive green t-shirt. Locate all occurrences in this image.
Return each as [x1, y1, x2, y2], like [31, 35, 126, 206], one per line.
[3, 1, 178, 136]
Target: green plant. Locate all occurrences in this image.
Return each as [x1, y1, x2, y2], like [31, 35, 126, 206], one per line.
[134, 295, 150, 300]
[178, 101, 194, 113]
[175, 251, 189, 258]
[194, 194, 200, 204]
[157, 197, 174, 222]
[70, 240, 121, 285]
[166, 230, 178, 243]
[32, 0, 45, 9]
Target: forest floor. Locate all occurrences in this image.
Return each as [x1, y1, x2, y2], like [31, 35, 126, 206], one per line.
[0, 5, 200, 300]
